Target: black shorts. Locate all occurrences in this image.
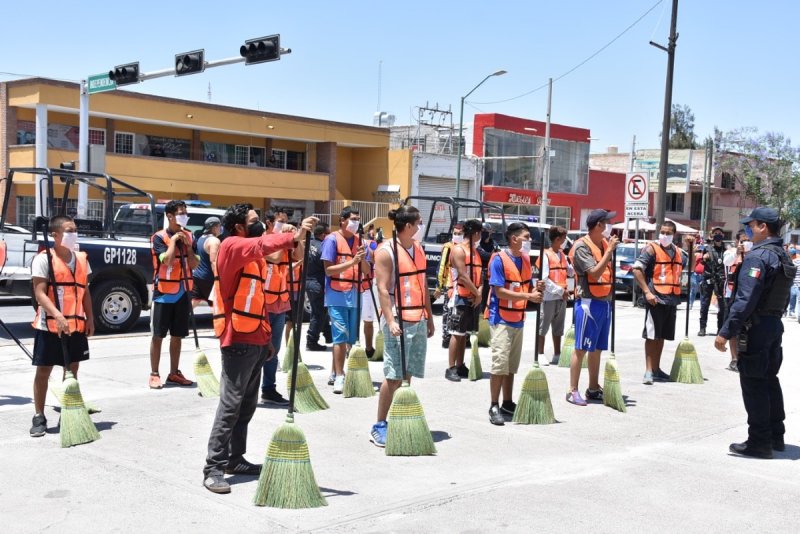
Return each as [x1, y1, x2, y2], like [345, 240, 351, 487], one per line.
[190, 278, 214, 302]
[642, 303, 677, 341]
[32, 330, 90, 367]
[151, 294, 190, 338]
[448, 304, 477, 336]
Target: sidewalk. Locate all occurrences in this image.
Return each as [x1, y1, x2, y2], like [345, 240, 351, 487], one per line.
[0, 301, 798, 533]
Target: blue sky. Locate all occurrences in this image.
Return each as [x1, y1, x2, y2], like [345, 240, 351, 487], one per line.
[3, 1, 798, 151]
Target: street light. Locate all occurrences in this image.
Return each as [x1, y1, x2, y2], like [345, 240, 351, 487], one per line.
[455, 69, 507, 200]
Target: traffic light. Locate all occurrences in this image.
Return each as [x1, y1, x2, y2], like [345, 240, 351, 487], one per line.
[109, 62, 140, 86]
[175, 49, 205, 77]
[240, 35, 280, 65]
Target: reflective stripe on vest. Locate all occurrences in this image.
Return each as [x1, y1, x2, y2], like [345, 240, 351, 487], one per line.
[492, 251, 532, 323]
[33, 251, 88, 334]
[395, 241, 428, 322]
[330, 232, 359, 292]
[535, 249, 568, 289]
[212, 259, 271, 337]
[455, 241, 482, 298]
[264, 250, 289, 304]
[651, 243, 683, 296]
[151, 229, 194, 294]
[580, 236, 612, 298]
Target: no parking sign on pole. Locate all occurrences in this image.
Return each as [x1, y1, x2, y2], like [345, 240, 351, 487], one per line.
[625, 172, 649, 218]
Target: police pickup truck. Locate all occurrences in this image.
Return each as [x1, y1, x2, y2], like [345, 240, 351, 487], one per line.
[0, 168, 222, 333]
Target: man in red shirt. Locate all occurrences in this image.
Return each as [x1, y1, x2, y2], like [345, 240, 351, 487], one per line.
[202, 203, 315, 494]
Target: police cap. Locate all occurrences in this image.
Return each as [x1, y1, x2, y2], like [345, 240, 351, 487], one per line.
[739, 207, 780, 225]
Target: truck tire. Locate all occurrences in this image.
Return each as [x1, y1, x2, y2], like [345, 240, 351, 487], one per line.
[92, 279, 142, 333]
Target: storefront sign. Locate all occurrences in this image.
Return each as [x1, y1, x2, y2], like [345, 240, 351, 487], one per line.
[507, 192, 534, 205]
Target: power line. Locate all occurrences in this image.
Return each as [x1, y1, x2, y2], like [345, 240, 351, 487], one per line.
[472, 0, 665, 105]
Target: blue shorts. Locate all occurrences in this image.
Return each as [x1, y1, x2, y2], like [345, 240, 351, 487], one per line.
[329, 305, 358, 345]
[574, 298, 611, 352]
[382, 320, 427, 380]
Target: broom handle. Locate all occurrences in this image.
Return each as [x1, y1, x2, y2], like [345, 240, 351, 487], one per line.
[287, 252, 298, 339]
[392, 229, 408, 378]
[178, 238, 201, 350]
[611, 246, 617, 354]
[533, 239, 545, 364]
[288, 233, 312, 416]
[38, 216, 71, 369]
[355, 232, 362, 343]
[288, 252, 303, 353]
[685, 241, 693, 338]
[0, 317, 33, 360]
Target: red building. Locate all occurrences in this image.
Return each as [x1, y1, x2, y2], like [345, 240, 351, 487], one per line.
[473, 113, 626, 230]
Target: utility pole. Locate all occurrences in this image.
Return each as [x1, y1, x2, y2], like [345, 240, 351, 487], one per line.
[77, 80, 89, 217]
[651, 0, 679, 230]
[540, 77, 552, 225]
[700, 138, 709, 238]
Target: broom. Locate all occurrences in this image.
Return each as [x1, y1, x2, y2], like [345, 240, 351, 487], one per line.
[385, 229, 436, 456]
[468, 242, 483, 381]
[344, 235, 375, 397]
[559, 300, 576, 367]
[367, 281, 384, 361]
[38, 216, 100, 447]
[281, 256, 303, 373]
[670, 241, 704, 384]
[180, 246, 219, 398]
[254, 232, 327, 509]
[603, 247, 626, 412]
[513, 239, 555, 425]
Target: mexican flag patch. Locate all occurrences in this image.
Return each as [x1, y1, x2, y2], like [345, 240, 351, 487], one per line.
[747, 267, 761, 279]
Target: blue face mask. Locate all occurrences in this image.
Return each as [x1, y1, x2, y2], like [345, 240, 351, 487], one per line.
[790, 248, 797, 255]
[744, 225, 753, 240]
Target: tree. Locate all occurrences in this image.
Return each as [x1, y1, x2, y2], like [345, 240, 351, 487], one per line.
[715, 127, 800, 226]
[666, 104, 697, 149]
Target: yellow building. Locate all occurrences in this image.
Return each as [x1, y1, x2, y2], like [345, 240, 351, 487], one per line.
[0, 77, 393, 224]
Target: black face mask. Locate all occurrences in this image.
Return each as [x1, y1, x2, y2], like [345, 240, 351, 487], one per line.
[713, 234, 723, 243]
[247, 221, 265, 238]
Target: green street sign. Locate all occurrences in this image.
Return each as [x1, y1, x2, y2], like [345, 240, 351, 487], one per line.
[87, 73, 116, 94]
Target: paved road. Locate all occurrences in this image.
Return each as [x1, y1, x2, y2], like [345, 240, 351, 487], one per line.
[1, 299, 798, 533]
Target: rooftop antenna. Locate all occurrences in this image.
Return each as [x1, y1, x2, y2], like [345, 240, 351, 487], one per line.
[377, 60, 382, 112]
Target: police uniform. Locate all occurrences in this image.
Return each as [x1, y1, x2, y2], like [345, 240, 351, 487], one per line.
[718, 208, 796, 458]
[699, 233, 727, 335]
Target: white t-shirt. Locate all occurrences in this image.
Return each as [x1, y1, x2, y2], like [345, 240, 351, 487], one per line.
[31, 251, 92, 331]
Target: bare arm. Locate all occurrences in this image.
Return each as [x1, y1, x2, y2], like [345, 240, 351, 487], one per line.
[374, 248, 401, 336]
[32, 277, 69, 336]
[585, 236, 618, 279]
[83, 285, 94, 337]
[207, 236, 220, 275]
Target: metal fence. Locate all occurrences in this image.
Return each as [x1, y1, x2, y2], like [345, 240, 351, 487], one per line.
[327, 200, 393, 225]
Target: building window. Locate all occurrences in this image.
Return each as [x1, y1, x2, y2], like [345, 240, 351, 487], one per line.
[234, 145, 250, 166]
[720, 172, 736, 190]
[666, 193, 684, 213]
[690, 192, 702, 220]
[287, 150, 306, 171]
[548, 206, 571, 230]
[16, 196, 35, 227]
[271, 149, 287, 169]
[115, 132, 134, 154]
[89, 128, 106, 146]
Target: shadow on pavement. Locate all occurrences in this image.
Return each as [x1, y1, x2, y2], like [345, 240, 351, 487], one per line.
[777, 444, 800, 461]
[0, 394, 32, 406]
[319, 486, 357, 498]
[95, 421, 118, 432]
[430, 430, 451, 443]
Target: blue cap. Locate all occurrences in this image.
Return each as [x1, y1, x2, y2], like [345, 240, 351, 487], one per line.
[739, 207, 780, 225]
[586, 209, 617, 228]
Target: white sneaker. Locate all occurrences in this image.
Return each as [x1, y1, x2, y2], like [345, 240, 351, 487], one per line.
[333, 375, 344, 394]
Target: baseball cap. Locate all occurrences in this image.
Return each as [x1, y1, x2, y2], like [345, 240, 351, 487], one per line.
[204, 216, 221, 230]
[739, 207, 780, 225]
[586, 209, 617, 228]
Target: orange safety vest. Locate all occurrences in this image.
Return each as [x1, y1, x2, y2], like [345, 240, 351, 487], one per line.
[212, 259, 272, 337]
[579, 236, 612, 298]
[287, 261, 303, 296]
[151, 229, 194, 294]
[393, 240, 428, 322]
[490, 250, 532, 323]
[535, 249, 568, 289]
[330, 232, 360, 292]
[264, 250, 289, 304]
[360, 239, 374, 292]
[651, 242, 683, 296]
[727, 256, 742, 294]
[33, 251, 88, 334]
[454, 241, 482, 298]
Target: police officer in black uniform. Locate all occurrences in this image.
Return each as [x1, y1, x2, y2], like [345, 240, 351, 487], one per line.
[305, 222, 332, 351]
[715, 207, 796, 459]
[698, 226, 728, 336]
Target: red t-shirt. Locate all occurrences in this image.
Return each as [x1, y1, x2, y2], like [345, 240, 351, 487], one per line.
[216, 232, 295, 348]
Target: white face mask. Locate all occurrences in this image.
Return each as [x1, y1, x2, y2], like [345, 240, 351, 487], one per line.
[60, 231, 78, 250]
[601, 224, 611, 238]
[345, 219, 360, 234]
[273, 221, 284, 233]
[520, 240, 531, 254]
[743, 241, 753, 252]
[175, 214, 189, 228]
[452, 234, 464, 244]
[413, 223, 425, 241]
[658, 233, 674, 247]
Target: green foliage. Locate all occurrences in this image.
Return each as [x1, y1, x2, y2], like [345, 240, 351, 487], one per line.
[668, 104, 698, 149]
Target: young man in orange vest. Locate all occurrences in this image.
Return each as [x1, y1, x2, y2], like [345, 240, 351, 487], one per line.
[360, 228, 378, 358]
[203, 203, 314, 493]
[445, 219, 484, 382]
[149, 200, 199, 389]
[487, 223, 544, 425]
[370, 205, 435, 446]
[434, 222, 464, 349]
[537, 225, 573, 365]
[567, 209, 618, 406]
[29, 215, 94, 438]
[632, 221, 694, 384]
[322, 206, 370, 393]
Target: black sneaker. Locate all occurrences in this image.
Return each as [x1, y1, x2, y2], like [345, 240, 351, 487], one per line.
[441, 338, 450, 349]
[457, 363, 469, 378]
[204, 475, 231, 494]
[500, 401, 516, 416]
[445, 367, 461, 382]
[585, 387, 604, 401]
[727, 360, 739, 373]
[261, 389, 290, 406]
[224, 459, 261, 476]
[697, 328, 706, 337]
[489, 405, 505, 426]
[653, 369, 671, 382]
[729, 441, 773, 459]
[306, 341, 327, 352]
[773, 437, 785, 452]
[30, 414, 47, 438]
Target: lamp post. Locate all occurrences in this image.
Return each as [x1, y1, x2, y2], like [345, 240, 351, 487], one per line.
[455, 70, 507, 201]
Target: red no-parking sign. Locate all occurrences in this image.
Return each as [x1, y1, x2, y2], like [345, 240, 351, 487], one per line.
[625, 172, 649, 217]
